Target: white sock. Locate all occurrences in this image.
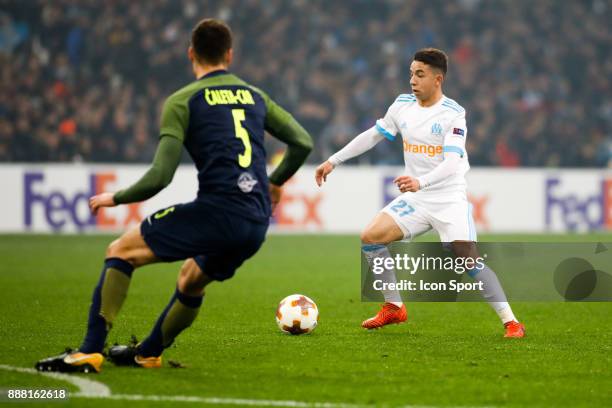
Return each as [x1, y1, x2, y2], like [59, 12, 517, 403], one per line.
[469, 264, 517, 324]
[362, 244, 403, 306]
[494, 303, 517, 324]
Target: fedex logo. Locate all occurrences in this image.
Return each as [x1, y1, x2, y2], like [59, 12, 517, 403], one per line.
[24, 172, 143, 231]
[545, 177, 612, 231]
[271, 178, 323, 228]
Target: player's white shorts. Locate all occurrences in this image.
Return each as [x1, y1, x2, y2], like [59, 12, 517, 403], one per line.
[382, 191, 477, 242]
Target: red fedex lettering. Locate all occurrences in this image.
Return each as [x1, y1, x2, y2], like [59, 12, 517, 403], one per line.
[124, 203, 143, 226]
[302, 194, 323, 227]
[274, 179, 323, 227]
[468, 194, 489, 230]
[95, 172, 144, 228]
[275, 193, 296, 226]
[95, 173, 117, 227]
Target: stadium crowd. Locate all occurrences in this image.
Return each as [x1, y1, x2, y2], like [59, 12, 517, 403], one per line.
[1, 0, 611, 166]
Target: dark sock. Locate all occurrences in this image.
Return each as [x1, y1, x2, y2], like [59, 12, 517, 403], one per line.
[138, 287, 203, 357]
[79, 258, 134, 353]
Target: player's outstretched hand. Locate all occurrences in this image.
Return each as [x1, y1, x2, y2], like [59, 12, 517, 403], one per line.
[89, 192, 117, 215]
[269, 183, 282, 213]
[394, 175, 420, 193]
[315, 161, 335, 186]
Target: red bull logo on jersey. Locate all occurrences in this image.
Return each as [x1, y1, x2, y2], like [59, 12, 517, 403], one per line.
[24, 171, 143, 231]
[403, 141, 442, 157]
[545, 176, 612, 231]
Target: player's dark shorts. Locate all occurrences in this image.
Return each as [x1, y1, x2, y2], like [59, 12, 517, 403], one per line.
[140, 201, 268, 281]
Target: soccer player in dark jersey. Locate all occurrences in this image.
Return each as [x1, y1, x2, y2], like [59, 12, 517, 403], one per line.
[36, 19, 313, 373]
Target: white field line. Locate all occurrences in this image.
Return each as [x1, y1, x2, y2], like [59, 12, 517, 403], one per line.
[0, 364, 110, 396]
[0, 364, 491, 408]
[82, 394, 370, 407]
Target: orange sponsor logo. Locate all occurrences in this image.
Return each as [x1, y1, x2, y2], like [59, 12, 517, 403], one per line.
[403, 141, 442, 157]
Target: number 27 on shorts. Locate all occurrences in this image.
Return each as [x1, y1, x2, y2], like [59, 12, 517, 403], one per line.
[390, 200, 414, 217]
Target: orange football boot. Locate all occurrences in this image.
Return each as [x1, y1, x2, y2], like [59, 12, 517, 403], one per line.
[108, 344, 162, 368]
[504, 321, 525, 338]
[36, 350, 104, 373]
[361, 303, 407, 329]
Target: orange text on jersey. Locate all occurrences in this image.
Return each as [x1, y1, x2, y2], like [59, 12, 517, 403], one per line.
[403, 142, 443, 157]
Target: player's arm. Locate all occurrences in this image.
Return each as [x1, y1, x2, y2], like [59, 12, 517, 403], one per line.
[315, 103, 398, 186]
[262, 94, 313, 207]
[115, 136, 182, 203]
[89, 95, 187, 214]
[265, 99, 313, 185]
[89, 136, 182, 214]
[396, 113, 467, 192]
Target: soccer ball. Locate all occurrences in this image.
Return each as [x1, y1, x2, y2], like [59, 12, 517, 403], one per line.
[275, 294, 318, 335]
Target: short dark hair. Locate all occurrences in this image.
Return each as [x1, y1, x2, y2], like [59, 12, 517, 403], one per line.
[191, 19, 233, 64]
[414, 48, 448, 75]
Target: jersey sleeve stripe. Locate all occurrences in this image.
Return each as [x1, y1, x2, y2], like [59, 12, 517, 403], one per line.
[442, 100, 462, 108]
[442, 99, 465, 111]
[443, 145, 464, 157]
[375, 121, 396, 141]
[396, 94, 416, 101]
[441, 102, 464, 113]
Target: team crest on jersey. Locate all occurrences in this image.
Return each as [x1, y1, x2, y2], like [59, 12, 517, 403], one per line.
[237, 172, 258, 193]
[431, 123, 443, 136]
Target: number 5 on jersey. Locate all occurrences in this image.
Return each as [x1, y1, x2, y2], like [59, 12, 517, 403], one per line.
[232, 109, 252, 168]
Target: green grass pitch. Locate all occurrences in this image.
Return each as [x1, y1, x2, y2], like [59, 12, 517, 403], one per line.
[0, 234, 611, 407]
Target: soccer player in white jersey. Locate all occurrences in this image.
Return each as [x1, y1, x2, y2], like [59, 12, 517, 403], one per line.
[315, 48, 525, 338]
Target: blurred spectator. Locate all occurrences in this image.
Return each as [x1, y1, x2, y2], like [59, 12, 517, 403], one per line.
[0, 0, 610, 167]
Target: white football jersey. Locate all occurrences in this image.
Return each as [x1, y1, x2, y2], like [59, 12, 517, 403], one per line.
[376, 94, 470, 194]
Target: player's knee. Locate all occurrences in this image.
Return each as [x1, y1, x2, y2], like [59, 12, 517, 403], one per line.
[451, 241, 478, 258]
[360, 229, 373, 244]
[106, 239, 122, 258]
[178, 261, 209, 295]
[178, 276, 203, 295]
[360, 228, 385, 245]
[105, 238, 137, 265]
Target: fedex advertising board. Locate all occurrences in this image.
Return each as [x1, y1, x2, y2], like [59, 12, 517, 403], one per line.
[1, 165, 610, 233]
